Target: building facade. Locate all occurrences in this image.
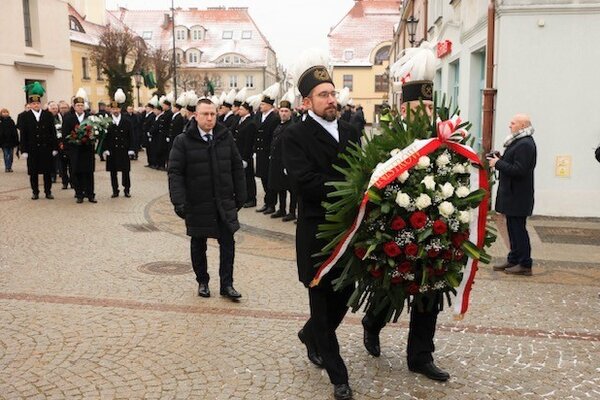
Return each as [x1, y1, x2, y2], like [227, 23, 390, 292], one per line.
[328, 0, 401, 125]
[111, 6, 279, 100]
[0, 0, 73, 115]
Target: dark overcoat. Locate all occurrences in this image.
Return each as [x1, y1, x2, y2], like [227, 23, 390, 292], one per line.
[0, 116, 19, 148]
[18, 109, 58, 174]
[104, 117, 134, 172]
[169, 112, 185, 141]
[268, 119, 293, 192]
[156, 109, 173, 155]
[233, 115, 257, 162]
[168, 120, 247, 238]
[494, 135, 537, 217]
[282, 116, 360, 286]
[62, 111, 95, 173]
[255, 110, 280, 178]
[142, 111, 156, 147]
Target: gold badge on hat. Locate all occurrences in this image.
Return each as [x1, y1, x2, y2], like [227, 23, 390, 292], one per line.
[313, 67, 331, 82]
[422, 83, 433, 98]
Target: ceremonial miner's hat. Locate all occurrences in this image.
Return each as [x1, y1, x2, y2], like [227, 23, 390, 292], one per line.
[222, 89, 236, 108]
[25, 81, 45, 103]
[185, 91, 198, 112]
[242, 94, 261, 113]
[390, 41, 437, 103]
[234, 87, 248, 107]
[293, 48, 333, 98]
[111, 88, 126, 108]
[148, 95, 159, 108]
[279, 87, 296, 110]
[261, 82, 280, 105]
[175, 92, 188, 109]
[73, 87, 88, 105]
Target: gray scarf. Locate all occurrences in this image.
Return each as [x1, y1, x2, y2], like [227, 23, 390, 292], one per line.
[503, 125, 534, 147]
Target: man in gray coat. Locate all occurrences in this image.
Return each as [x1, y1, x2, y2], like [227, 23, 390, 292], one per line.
[168, 98, 247, 300]
[488, 113, 537, 276]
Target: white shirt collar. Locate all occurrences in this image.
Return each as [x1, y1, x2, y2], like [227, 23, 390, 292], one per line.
[197, 126, 213, 140]
[31, 109, 41, 122]
[224, 110, 233, 120]
[308, 110, 339, 142]
[261, 108, 274, 123]
[76, 112, 85, 123]
[156, 111, 164, 118]
[172, 111, 180, 120]
[239, 114, 250, 124]
[112, 114, 121, 125]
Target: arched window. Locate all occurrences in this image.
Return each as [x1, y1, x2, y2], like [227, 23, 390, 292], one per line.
[187, 50, 200, 64]
[374, 45, 391, 65]
[69, 16, 84, 33]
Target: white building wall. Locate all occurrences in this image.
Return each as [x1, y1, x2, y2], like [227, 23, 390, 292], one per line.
[494, 7, 600, 217]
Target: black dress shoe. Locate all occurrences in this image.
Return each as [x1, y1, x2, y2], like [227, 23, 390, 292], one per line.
[256, 205, 268, 212]
[124, 192, 131, 198]
[88, 197, 97, 203]
[76, 198, 84, 203]
[220, 286, 242, 300]
[297, 329, 323, 368]
[408, 361, 450, 381]
[45, 194, 54, 200]
[197, 283, 210, 298]
[282, 213, 296, 222]
[31, 193, 39, 200]
[243, 200, 256, 208]
[333, 383, 353, 400]
[362, 320, 381, 357]
[111, 192, 119, 198]
[270, 210, 285, 218]
[62, 184, 68, 190]
[262, 206, 275, 215]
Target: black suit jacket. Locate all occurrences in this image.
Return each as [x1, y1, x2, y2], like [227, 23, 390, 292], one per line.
[104, 117, 134, 172]
[255, 110, 280, 178]
[282, 116, 360, 286]
[62, 111, 95, 173]
[169, 112, 185, 141]
[18, 109, 58, 174]
[233, 116, 257, 161]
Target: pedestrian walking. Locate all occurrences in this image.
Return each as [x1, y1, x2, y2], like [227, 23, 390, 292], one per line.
[0, 108, 19, 173]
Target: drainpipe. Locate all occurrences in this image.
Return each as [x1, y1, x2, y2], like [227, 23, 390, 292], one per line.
[481, 0, 497, 155]
[423, 0, 428, 40]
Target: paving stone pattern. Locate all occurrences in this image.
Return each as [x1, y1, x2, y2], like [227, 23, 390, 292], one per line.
[1, 160, 599, 399]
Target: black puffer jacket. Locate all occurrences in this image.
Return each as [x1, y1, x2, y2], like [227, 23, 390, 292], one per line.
[168, 120, 247, 238]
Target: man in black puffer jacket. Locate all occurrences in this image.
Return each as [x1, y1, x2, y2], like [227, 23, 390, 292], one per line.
[168, 98, 247, 300]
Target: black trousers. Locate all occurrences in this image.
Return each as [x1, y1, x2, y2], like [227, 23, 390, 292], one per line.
[303, 280, 354, 385]
[260, 176, 276, 207]
[73, 172, 95, 199]
[506, 215, 532, 268]
[276, 190, 297, 213]
[146, 138, 156, 166]
[362, 299, 439, 367]
[244, 160, 257, 202]
[30, 173, 52, 195]
[110, 170, 131, 193]
[59, 156, 71, 187]
[190, 222, 235, 289]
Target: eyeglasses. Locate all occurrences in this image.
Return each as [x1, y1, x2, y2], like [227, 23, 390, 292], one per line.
[313, 91, 338, 99]
[197, 112, 216, 117]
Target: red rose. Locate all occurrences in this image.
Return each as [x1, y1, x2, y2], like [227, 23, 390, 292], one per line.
[85, 125, 92, 132]
[426, 266, 435, 276]
[454, 249, 465, 260]
[391, 274, 404, 284]
[433, 266, 447, 276]
[432, 220, 447, 235]
[71, 132, 77, 138]
[409, 211, 428, 229]
[405, 243, 419, 257]
[442, 250, 453, 260]
[370, 267, 383, 278]
[354, 247, 367, 260]
[391, 216, 406, 231]
[427, 248, 440, 258]
[81, 137, 88, 144]
[398, 261, 412, 274]
[407, 283, 419, 295]
[383, 241, 402, 257]
[451, 232, 467, 248]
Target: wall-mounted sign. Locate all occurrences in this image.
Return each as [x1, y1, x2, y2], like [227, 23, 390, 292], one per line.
[555, 155, 571, 178]
[437, 40, 452, 58]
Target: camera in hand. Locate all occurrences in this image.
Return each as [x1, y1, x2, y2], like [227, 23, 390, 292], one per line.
[486, 150, 501, 159]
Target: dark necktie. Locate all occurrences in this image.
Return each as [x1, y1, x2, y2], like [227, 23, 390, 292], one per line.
[205, 133, 212, 142]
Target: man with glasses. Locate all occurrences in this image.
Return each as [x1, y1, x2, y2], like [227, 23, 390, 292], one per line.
[282, 59, 360, 400]
[168, 98, 247, 301]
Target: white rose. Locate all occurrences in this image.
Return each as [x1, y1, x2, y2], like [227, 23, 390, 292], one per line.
[421, 175, 436, 190]
[416, 156, 430, 169]
[436, 154, 451, 167]
[456, 186, 470, 198]
[390, 148, 401, 156]
[440, 182, 454, 199]
[458, 210, 471, 224]
[395, 192, 411, 208]
[415, 193, 432, 210]
[438, 201, 455, 218]
[452, 164, 466, 174]
[56, 133, 62, 139]
[397, 171, 410, 183]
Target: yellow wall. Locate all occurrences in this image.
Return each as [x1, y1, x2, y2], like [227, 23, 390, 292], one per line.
[332, 62, 389, 125]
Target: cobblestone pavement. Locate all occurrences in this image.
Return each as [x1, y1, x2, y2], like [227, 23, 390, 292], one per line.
[1, 158, 599, 399]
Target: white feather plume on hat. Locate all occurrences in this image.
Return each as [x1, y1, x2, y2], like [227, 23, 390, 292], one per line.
[159, 95, 167, 105]
[176, 92, 188, 107]
[291, 48, 329, 85]
[262, 82, 280, 102]
[225, 89, 236, 105]
[76, 87, 88, 101]
[211, 95, 221, 106]
[245, 94, 262, 110]
[390, 41, 437, 83]
[218, 91, 227, 105]
[114, 88, 126, 104]
[280, 87, 296, 105]
[234, 87, 248, 102]
[149, 95, 159, 107]
[186, 91, 198, 107]
[165, 91, 175, 105]
[337, 87, 351, 107]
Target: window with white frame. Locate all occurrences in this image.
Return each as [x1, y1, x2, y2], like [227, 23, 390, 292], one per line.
[222, 30, 233, 39]
[192, 29, 203, 40]
[229, 75, 238, 88]
[429, 0, 443, 25]
[449, 60, 460, 104]
[188, 51, 199, 64]
[176, 28, 187, 41]
[242, 30, 252, 39]
[344, 50, 354, 61]
[245, 75, 254, 88]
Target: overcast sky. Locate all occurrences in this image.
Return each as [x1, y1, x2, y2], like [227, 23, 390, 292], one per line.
[105, 0, 355, 67]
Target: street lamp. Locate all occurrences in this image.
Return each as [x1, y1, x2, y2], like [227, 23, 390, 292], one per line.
[405, 15, 419, 47]
[133, 72, 143, 107]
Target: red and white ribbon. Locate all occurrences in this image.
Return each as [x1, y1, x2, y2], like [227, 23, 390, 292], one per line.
[310, 118, 489, 317]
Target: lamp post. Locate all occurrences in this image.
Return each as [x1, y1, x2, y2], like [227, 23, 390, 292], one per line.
[405, 15, 419, 47]
[133, 72, 143, 107]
